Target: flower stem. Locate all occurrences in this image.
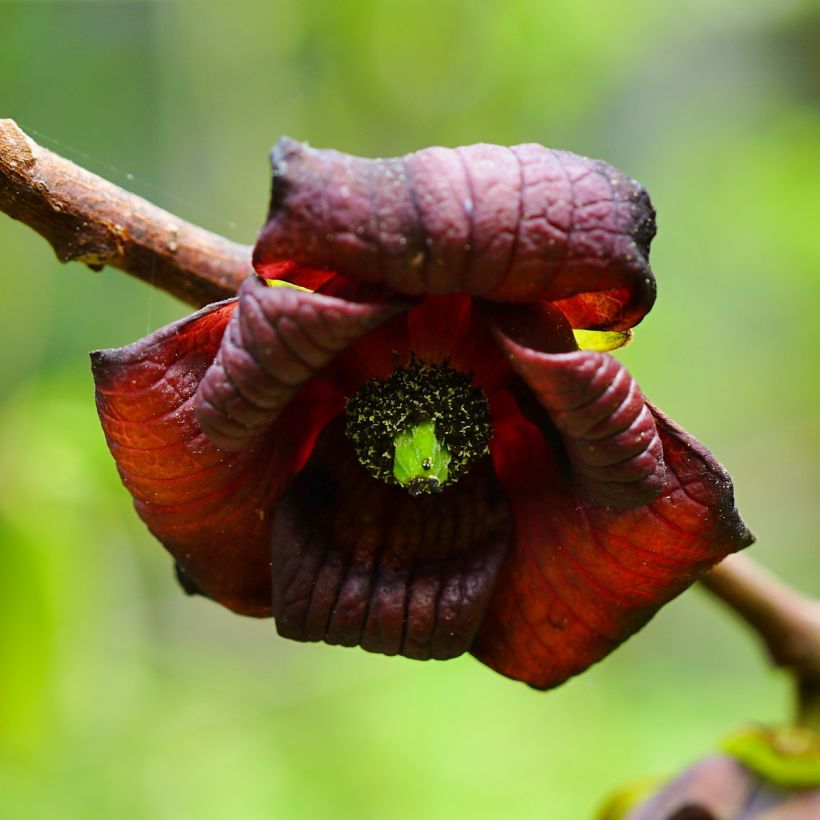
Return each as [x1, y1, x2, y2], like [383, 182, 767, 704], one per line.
[702, 553, 820, 729]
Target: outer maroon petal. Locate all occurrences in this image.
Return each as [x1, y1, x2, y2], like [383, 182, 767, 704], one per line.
[472, 390, 753, 689]
[92, 301, 344, 616]
[253, 138, 655, 329]
[194, 276, 408, 451]
[269, 420, 511, 661]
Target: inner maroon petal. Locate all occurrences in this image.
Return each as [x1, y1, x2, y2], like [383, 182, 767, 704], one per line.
[194, 276, 407, 452]
[489, 302, 665, 510]
[270, 419, 511, 661]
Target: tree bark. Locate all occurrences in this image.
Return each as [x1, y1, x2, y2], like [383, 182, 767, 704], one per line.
[0, 118, 252, 308]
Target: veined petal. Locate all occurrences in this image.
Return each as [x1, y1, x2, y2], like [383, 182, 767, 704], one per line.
[254, 139, 656, 329]
[270, 420, 511, 661]
[492, 304, 664, 510]
[92, 300, 344, 616]
[194, 276, 408, 452]
[472, 390, 753, 689]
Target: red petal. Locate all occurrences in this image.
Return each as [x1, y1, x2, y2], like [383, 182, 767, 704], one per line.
[194, 276, 408, 451]
[254, 139, 655, 329]
[552, 286, 654, 332]
[253, 258, 338, 291]
[320, 292, 513, 398]
[270, 420, 511, 660]
[92, 301, 344, 616]
[472, 390, 753, 689]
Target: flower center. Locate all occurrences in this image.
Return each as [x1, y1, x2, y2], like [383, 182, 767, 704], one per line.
[344, 356, 491, 496]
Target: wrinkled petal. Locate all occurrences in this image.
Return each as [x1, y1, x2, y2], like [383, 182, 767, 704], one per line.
[92, 300, 344, 615]
[491, 302, 664, 509]
[254, 138, 656, 329]
[270, 419, 511, 660]
[472, 390, 753, 689]
[194, 276, 408, 451]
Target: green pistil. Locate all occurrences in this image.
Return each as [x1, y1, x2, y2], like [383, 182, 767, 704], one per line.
[392, 420, 451, 496]
[345, 355, 491, 496]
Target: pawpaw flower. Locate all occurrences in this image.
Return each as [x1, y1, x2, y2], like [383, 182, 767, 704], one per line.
[92, 140, 752, 688]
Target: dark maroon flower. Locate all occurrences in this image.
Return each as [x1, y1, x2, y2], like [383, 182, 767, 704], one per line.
[625, 755, 820, 819]
[92, 140, 752, 688]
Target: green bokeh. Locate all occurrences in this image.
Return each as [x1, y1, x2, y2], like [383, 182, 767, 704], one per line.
[0, 1, 818, 817]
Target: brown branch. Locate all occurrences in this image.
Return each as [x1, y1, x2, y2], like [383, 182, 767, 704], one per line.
[702, 553, 820, 729]
[0, 118, 252, 308]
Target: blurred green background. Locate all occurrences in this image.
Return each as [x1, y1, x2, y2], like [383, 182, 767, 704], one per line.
[1, 1, 818, 817]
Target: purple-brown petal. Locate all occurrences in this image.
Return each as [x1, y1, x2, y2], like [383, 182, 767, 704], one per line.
[270, 419, 511, 661]
[491, 303, 665, 510]
[254, 138, 656, 329]
[194, 276, 407, 452]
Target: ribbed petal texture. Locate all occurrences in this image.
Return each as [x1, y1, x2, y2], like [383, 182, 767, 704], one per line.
[254, 138, 656, 329]
[270, 420, 511, 661]
[194, 276, 407, 451]
[501, 343, 664, 510]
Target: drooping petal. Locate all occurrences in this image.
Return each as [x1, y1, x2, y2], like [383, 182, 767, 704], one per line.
[253, 138, 656, 329]
[92, 300, 345, 616]
[270, 419, 511, 661]
[491, 302, 664, 510]
[194, 276, 408, 452]
[471, 390, 753, 689]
